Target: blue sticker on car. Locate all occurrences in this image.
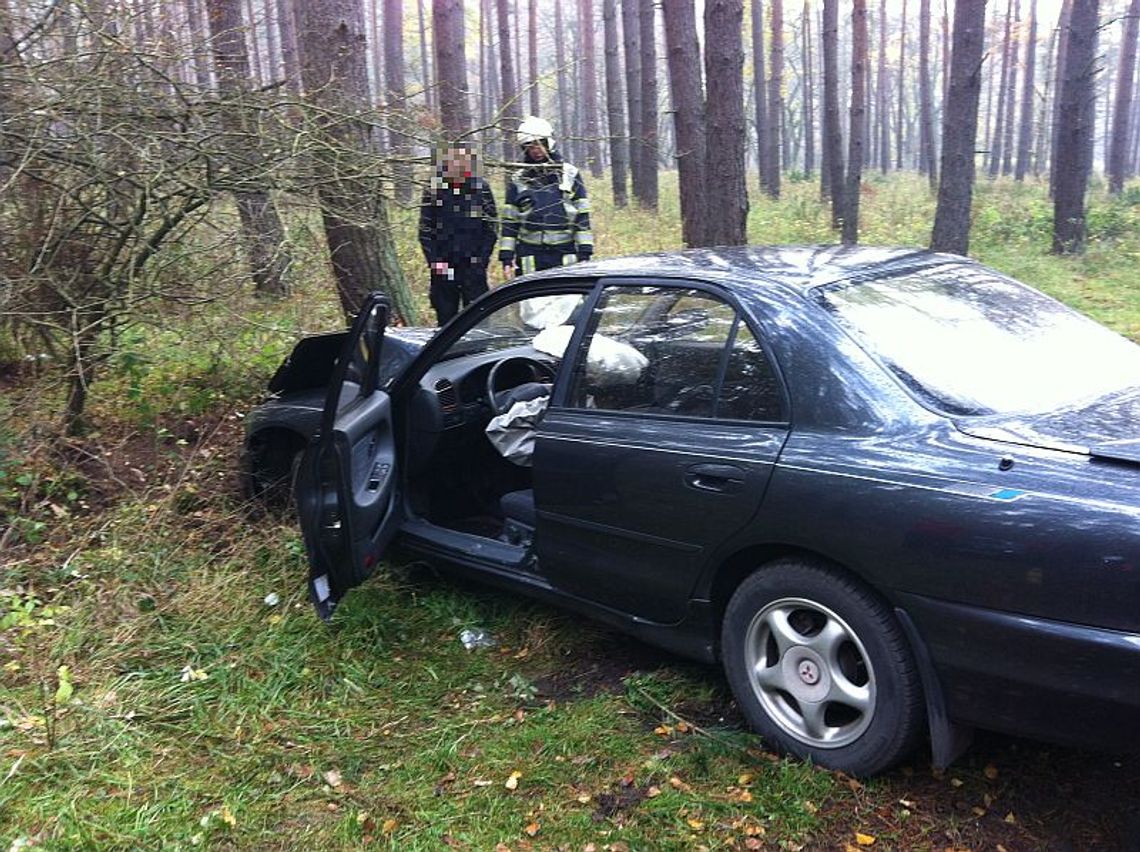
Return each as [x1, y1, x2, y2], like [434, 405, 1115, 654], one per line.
[989, 488, 1026, 501]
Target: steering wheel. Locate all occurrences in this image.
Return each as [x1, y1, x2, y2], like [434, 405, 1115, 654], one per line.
[486, 357, 555, 416]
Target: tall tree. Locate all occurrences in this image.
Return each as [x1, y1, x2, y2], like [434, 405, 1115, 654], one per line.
[1109, 0, 1140, 193]
[896, 0, 907, 169]
[580, 0, 604, 176]
[184, 0, 216, 91]
[704, 0, 748, 245]
[1049, 0, 1073, 197]
[418, 0, 433, 109]
[554, 0, 573, 158]
[822, 0, 844, 227]
[662, 0, 707, 246]
[802, 0, 815, 177]
[930, 0, 987, 255]
[918, 0, 937, 187]
[603, 0, 629, 206]
[1052, 0, 1098, 253]
[621, 0, 644, 200]
[752, 0, 770, 193]
[528, 0, 540, 114]
[385, 0, 414, 202]
[204, 0, 291, 296]
[638, 0, 659, 209]
[842, 0, 867, 244]
[295, 0, 417, 322]
[765, 0, 783, 198]
[434, 0, 472, 138]
[497, 0, 522, 168]
[875, 0, 889, 173]
[1015, 0, 1038, 180]
[1000, 0, 1020, 174]
[988, 0, 1012, 176]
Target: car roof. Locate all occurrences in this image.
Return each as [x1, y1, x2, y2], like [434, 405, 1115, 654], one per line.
[540, 245, 966, 297]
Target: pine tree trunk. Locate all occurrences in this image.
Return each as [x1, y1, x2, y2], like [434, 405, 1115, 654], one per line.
[603, 0, 629, 206]
[418, 0, 433, 110]
[704, 0, 748, 245]
[1000, 0, 1020, 174]
[1109, 0, 1140, 193]
[205, 0, 292, 296]
[896, 0, 907, 169]
[989, 0, 1011, 176]
[765, 0, 783, 198]
[434, 0, 472, 138]
[876, 0, 888, 173]
[184, 0, 217, 91]
[528, 0, 540, 114]
[822, 0, 844, 228]
[497, 0, 522, 168]
[384, 0, 414, 202]
[555, 0, 572, 160]
[842, 0, 867, 245]
[580, 0, 604, 176]
[243, 0, 265, 86]
[295, 0, 418, 322]
[662, 0, 706, 246]
[621, 0, 644, 200]
[930, 0, 987, 256]
[638, 0, 659, 209]
[1053, 0, 1098, 253]
[752, 0, 769, 193]
[1015, 0, 1038, 181]
[802, 0, 815, 177]
[918, 0, 937, 188]
[1049, 0, 1073, 197]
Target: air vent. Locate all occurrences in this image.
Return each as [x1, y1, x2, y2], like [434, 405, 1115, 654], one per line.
[434, 378, 459, 411]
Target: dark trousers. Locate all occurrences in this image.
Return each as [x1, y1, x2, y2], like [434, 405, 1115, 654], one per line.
[430, 263, 489, 325]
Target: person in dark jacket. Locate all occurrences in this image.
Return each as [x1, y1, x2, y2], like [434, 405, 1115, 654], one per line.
[499, 116, 593, 279]
[419, 144, 499, 325]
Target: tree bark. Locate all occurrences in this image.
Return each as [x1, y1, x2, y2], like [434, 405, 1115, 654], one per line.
[930, 0, 987, 256]
[554, 0, 573, 161]
[842, 0, 866, 245]
[1001, 0, 1020, 174]
[603, 0, 629, 206]
[1014, 0, 1037, 180]
[497, 0, 522, 171]
[621, 0, 644, 199]
[752, 0, 770, 194]
[662, 0, 706, 246]
[418, 0, 433, 110]
[383, 0, 414, 202]
[875, 0, 888, 173]
[988, 0, 1011, 176]
[918, 0, 937, 188]
[434, 0, 472, 138]
[205, 0, 292, 296]
[765, 0, 783, 198]
[580, 0, 604, 176]
[1049, 0, 1073, 197]
[704, 0, 748, 245]
[822, 0, 844, 229]
[1053, 0, 1098, 253]
[638, 0, 659, 209]
[528, 0, 540, 114]
[1109, 0, 1140, 193]
[896, 0, 907, 169]
[802, 0, 815, 177]
[295, 0, 418, 322]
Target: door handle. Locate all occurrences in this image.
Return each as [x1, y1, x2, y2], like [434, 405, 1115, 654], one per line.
[684, 463, 746, 493]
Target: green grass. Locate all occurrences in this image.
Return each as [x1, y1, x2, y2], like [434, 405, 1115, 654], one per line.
[4, 171, 1140, 849]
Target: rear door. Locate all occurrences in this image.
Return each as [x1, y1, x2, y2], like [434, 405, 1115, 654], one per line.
[297, 294, 402, 620]
[534, 281, 790, 623]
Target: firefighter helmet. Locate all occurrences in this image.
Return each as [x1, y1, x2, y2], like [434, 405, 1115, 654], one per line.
[517, 116, 555, 149]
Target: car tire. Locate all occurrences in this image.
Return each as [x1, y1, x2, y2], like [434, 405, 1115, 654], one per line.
[722, 558, 924, 776]
[243, 432, 305, 509]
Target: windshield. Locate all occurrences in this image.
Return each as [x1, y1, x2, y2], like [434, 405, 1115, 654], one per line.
[441, 293, 587, 360]
[815, 262, 1140, 416]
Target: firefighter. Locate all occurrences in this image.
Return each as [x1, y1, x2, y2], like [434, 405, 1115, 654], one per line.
[499, 116, 594, 279]
[419, 143, 499, 325]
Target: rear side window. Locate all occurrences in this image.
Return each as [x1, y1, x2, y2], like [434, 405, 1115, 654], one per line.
[568, 285, 785, 421]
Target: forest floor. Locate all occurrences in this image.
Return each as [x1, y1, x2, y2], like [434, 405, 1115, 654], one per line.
[4, 174, 1140, 849]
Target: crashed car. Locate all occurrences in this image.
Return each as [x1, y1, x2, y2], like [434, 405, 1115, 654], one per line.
[244, 246, 1140, 776]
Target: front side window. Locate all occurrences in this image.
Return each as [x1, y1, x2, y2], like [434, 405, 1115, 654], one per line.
[440, 292, 587, 361]
[569, 286, 785, 421]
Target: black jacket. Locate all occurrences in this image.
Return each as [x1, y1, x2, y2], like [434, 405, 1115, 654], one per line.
[418, 175, 498, 267]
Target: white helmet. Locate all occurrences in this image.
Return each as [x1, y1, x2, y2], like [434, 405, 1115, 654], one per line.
[518, 115, 555, 149]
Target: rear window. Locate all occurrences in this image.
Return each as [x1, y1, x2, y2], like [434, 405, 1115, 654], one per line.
[814, 263, 1140, 416]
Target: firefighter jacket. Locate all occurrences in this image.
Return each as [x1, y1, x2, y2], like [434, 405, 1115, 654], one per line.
[498, 152, 593, 267]
[418, 173, 498, 267]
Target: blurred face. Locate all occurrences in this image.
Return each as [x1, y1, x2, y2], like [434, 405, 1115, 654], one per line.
[442, 148, 474, 181]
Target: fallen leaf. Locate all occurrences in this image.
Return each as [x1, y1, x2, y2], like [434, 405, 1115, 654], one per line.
[738, 773, 754, 785]
[898, 798, 917, 808]
[745, 840, 763, 850]
[803, 800, 819, 815]
[854, 831, 876, 846]
[323, 769, 343, 788]
[523, 822, 540, 837]
[381, 818, 397, 834]
[576, 793, 592, 804]
[220, 805, 237, 827]
[972, 806, 986, 817]
[646, 785, 661, 798]
[669, 776, 692, 792]
[687, 817, 704, 830]
[505, 770, 522, 791]
[984, 763, 999, 780]
[1004, 812, 1017, 824]
[950, 777, 964, 788]
[473, 779, 493, 787]
[653, 724, 673, 736]
[675, 721, 691, 733]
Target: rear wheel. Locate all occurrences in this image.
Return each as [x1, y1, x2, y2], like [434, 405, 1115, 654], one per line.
[722, 558, 924, 775]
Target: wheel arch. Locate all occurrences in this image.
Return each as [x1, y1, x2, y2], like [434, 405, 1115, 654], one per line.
[242, 426, 309, 503]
